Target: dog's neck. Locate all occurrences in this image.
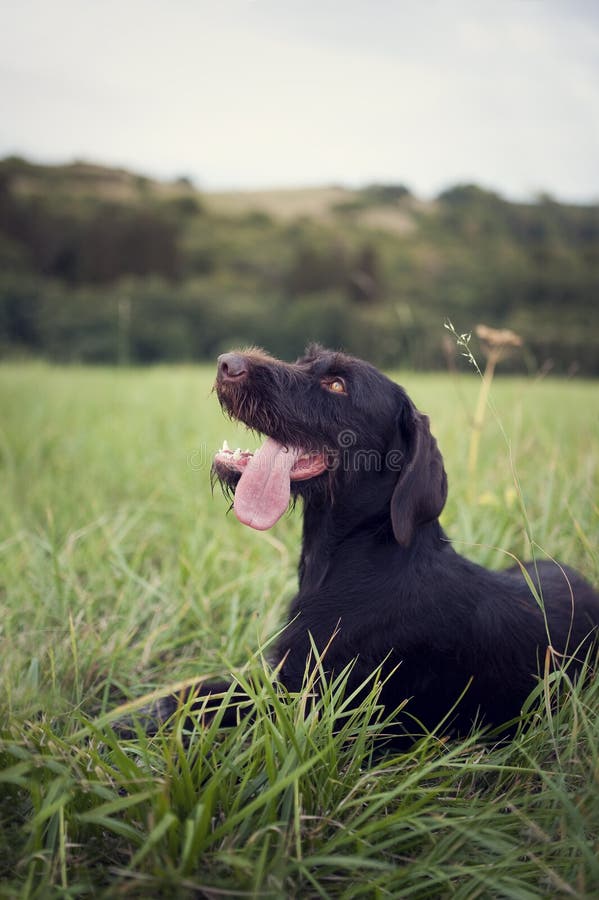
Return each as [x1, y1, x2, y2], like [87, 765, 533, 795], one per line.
[298, 492, 449, 593]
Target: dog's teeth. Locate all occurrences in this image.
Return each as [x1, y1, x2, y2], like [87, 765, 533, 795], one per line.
[222, 439, 230, 452]
[233, 448, 242, 460]
[243, 448, 251, 454]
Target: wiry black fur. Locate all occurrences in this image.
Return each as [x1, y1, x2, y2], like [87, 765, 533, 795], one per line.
[122, 345, 599, 743]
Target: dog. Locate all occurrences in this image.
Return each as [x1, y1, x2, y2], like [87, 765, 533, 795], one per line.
[123, 345, 599, 743]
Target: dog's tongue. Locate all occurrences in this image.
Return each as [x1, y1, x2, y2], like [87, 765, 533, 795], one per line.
[234, 438, 301, 530]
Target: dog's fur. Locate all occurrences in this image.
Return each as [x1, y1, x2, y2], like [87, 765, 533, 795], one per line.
[126, 346, 599, 743]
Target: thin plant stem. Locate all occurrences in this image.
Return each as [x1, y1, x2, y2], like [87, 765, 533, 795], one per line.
[468, 349, 499, 478]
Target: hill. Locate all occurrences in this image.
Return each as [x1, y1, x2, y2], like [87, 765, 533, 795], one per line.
[0, 156, 597, 372]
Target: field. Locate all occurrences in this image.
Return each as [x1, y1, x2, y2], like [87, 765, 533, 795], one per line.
[1, 363, 598, 898]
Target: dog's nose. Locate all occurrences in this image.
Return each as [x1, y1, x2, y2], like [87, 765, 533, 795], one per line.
[217, 352, 249, 382]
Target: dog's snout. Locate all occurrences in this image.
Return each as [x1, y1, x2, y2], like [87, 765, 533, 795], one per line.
[217, 353, 249, 383]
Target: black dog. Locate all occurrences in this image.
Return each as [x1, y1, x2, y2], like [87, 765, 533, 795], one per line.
[128, 346, 599, 742]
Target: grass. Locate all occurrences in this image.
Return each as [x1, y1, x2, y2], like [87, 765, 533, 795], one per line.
[0, 362, 598, 898]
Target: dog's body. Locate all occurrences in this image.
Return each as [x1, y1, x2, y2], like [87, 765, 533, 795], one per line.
[130, 346, 599, 742]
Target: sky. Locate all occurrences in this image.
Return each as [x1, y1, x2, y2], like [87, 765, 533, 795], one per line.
[1, 0, 598, 201]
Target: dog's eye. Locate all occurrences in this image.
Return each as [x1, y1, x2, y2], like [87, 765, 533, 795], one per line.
[322, 377, 347, 395]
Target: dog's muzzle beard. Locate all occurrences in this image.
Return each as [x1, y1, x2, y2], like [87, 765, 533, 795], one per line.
[213, 381, 328, 531]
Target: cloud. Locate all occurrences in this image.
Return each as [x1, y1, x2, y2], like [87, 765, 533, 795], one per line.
[1, 0, 598, 200]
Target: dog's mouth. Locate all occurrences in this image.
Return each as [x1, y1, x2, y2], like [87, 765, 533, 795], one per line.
[214, 438, 328, 531]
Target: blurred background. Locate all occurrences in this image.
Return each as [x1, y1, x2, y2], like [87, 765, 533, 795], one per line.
[1, 0, 598, 373]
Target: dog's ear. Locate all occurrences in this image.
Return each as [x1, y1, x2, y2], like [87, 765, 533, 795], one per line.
[390, 399, 447, 547]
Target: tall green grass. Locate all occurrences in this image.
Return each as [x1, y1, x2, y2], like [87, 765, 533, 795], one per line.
[1, 363, 598, 898]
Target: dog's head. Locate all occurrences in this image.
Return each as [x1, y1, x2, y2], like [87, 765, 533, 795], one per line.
[213, 344, 447, 544]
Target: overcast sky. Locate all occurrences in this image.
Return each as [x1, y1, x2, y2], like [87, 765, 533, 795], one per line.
[1, 0, 598, 200]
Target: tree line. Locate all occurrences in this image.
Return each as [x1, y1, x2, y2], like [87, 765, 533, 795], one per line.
[0, 157, 597, 373]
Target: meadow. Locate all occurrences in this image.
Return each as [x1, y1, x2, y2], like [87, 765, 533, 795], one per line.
[0, 362, 598, 898]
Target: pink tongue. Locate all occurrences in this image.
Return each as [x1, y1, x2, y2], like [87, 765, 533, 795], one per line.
[234, 438, 301, 530]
